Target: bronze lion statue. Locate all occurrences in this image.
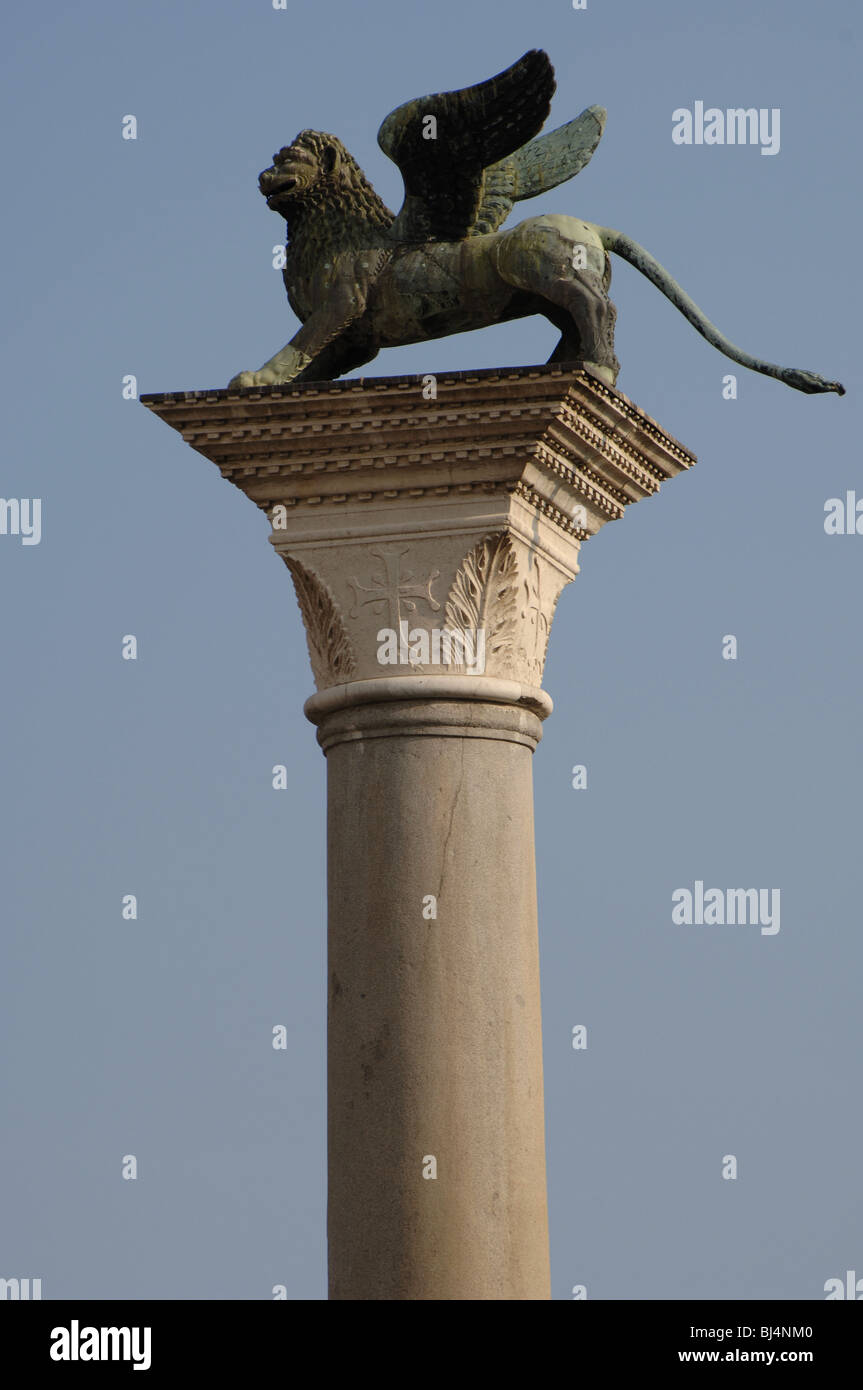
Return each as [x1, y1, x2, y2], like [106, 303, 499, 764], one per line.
[230, 50, 844, 397]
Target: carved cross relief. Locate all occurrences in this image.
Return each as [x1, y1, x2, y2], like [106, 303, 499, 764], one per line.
[348, 548, 441, 629]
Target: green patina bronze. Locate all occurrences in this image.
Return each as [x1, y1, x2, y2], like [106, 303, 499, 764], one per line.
[230, 50, 844, 397]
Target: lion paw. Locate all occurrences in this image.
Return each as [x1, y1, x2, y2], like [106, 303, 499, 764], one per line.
[228, 365, 298, 389]
[582, 362, 617, 388]
[229, 347, 314, 390]
[228, 370, 261, 390]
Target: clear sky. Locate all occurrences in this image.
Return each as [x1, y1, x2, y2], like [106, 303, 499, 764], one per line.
[1, 0, 860, 1300]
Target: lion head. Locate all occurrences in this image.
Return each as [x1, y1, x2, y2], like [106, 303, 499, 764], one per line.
[258, 131, 393, 234]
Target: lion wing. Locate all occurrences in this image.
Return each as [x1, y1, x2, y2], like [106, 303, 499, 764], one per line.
[377, 49, 555, 243]
[472, 106, 607, 235]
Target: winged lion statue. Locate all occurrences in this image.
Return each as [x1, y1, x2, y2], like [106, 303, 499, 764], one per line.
[229, 49, 844, 397]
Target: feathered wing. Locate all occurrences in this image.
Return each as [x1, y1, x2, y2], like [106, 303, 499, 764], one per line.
[377, 49, 555, 243]
[473, 105, 607, 235]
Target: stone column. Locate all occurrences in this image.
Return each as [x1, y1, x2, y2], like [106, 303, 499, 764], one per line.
[314, 679, 550, 1299]
[143, 364, 694, 1300]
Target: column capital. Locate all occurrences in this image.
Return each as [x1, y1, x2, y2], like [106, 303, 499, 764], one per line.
[143, 365, 695, 695]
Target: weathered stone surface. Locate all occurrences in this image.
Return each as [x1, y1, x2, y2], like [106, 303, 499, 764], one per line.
[314, 685, 550, 1300]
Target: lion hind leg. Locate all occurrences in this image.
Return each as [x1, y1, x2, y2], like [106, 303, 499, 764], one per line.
[540, 274, 620, 384]
[497, 222, 620, 383]
[547, 331, 616, 386]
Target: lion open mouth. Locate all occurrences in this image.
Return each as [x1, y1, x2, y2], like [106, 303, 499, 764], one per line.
[265, 178, 297, 205]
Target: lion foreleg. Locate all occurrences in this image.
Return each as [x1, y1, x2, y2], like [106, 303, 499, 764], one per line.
[229, 342, 313, 389]
[229, 277, 370, 389]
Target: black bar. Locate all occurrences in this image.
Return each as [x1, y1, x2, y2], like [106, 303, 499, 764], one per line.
[4, 1298, 859, 1375]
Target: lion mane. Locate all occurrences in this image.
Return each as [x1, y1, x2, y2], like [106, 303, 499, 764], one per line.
[280, 131, 394, 282]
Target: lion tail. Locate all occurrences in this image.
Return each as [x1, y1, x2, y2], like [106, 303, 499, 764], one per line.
[598, 226, 845, 396]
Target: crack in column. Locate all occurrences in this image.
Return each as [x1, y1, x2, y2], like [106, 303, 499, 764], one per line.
[436, 736, 465, 906]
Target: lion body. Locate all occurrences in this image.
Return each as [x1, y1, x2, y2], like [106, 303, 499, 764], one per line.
[368, 216, 610, 351]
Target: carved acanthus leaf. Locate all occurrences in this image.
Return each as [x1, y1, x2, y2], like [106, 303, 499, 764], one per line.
[283, 556, 357, 688]
[444, 533, 520, 673]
